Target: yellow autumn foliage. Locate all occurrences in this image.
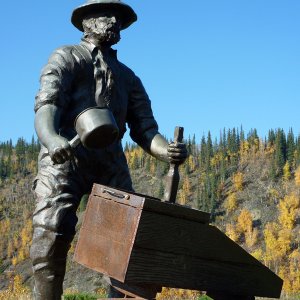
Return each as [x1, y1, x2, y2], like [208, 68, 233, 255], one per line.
[182, 176, 191, 195]
[0, 275, 31, 300]
[239, 140, 250, 160]
[232, 172, 244, 191]
[283, 161, 291, 181]
[12, 256, 18, 266]
[245, 227, 258, 248]
[187, 155, 196, 172]
[277, 229, 292, 258]
[7, 241, 14, 259]
[263, 223, 292, 266]
[278, 192, 300, 230]
[225, 223, 240, 242]
[157, 287, 200, 300]
[295, 165, 300, 186]
[251, 248, 263, 261]
[288, 250, 300, 293]
[177, 189, 187, 205]
[263, 222, 279, 264]
[237, 209, 253, 233]
[279, 254, 300, 294]
[224, 192, 238, 213]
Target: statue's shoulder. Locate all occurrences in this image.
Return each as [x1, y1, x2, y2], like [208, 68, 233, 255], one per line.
[51, 45, 76, 56]
[47, 44, 92, 68]
[118, 61, 135, 77]
[50, 44, 90, 60]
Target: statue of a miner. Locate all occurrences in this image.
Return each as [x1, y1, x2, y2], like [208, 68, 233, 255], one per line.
[30, 0, 187, 299]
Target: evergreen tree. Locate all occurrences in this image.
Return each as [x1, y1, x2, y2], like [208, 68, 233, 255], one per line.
[231, 128, 238, 153]
[222, 128, 227, 151]
[236, 127, 240, 150]
[15, 137, 27, 174]
[294, 135, 300, 167]
[268, 129, 276, 146]
[273, 129, 287, 177]
[247, 128, 259, 146]
[187, 135, 192, 155]
[205, 131, 213, 171]
[227, 128, 232, 152]
[286, 128, 295, 166]
[191, 134, 197, 156]
[240, 125, 245, 143]
[199, 135, 206, 167]
[6, 151, 12, 180]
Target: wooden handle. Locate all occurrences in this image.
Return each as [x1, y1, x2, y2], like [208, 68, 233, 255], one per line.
[163, 126, 184, 203]
[174, 127, 184, 144]
[69, 134, 81, 149]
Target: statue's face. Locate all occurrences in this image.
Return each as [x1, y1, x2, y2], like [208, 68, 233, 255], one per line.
[82, 10, 122, 46]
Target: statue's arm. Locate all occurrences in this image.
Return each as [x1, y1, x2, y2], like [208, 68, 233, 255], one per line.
[127, 75, 187, 164]
[34, 47, 74, 164]
[145, 129, 187, 164]
[35, 104, 72, 164]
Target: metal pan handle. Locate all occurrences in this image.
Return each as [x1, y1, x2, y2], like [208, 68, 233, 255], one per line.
[69, 134, 81, 149]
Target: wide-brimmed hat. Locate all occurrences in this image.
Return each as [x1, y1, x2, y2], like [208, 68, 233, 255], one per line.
[71, 0, 137, 32]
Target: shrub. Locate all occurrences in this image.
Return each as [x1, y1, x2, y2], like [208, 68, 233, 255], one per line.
[63, 293, 97, 300]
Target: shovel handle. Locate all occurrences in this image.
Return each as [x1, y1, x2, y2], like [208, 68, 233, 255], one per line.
[164, 126, 184, 203]
[173, 127, 184, 144]
[69, 134, 81, 149]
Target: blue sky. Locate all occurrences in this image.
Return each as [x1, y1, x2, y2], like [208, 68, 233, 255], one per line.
[0, 1, 299, 144]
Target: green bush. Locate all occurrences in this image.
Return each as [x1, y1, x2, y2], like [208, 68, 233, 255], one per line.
[63, 293, 98, 300]
[79, 194, 89, 212]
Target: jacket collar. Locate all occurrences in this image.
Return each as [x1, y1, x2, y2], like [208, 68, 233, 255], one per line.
[80, 38, 118, 59]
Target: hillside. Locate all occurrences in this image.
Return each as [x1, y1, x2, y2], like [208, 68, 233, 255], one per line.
[0, 129, 300, 299]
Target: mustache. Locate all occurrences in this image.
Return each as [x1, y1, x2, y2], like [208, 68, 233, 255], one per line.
[88, 27, 121, 46]
[94, 21, 120, 34]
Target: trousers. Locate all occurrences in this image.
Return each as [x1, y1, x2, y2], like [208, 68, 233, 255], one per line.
[30, 147, 132, 300]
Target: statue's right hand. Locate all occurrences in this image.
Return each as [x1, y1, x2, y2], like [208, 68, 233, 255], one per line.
[47, 136, 73, 164]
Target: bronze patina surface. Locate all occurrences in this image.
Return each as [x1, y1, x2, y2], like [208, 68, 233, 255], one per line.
[30, 1, 187, 299]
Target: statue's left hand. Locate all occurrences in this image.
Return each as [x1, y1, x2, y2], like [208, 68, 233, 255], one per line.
[167, 142, 188, 165]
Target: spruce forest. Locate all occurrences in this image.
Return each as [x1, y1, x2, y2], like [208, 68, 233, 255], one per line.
[0, 128, 300, 299]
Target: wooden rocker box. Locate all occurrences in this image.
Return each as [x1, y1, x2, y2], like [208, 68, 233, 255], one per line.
[74, 183, 282, 298]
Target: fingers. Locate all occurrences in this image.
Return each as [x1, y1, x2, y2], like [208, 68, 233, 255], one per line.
[167, 155, 187, 164]
[51, 146, 73, 164]
[168, 143, 187, 153]
[167, 142, 188, 164]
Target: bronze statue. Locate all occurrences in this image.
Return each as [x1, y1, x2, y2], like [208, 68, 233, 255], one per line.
[30, 0, 187, 299]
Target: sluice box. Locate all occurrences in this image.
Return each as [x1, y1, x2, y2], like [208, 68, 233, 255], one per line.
[74, 183, 282, 298]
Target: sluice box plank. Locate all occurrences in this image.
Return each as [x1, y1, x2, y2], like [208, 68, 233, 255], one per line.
[74, 183, 283, 298]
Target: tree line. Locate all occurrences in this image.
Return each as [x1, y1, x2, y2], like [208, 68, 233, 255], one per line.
[0, 127, 300, 296]
[126, 127, 300, 214]
[0, 137, 40, 181]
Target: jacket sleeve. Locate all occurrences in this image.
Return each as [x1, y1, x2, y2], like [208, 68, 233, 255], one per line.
[127, 74, 159, 151]
[34, 47, 75, 113]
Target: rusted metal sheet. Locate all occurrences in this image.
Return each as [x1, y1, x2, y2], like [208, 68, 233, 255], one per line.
[74, 186, 143, 281]
[91, 184, 211, 224]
